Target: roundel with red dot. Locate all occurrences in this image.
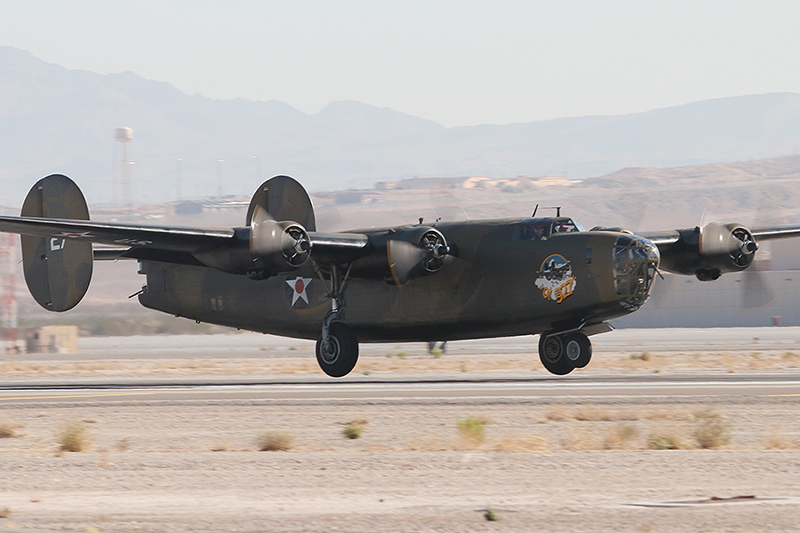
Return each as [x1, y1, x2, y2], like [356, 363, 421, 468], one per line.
[285, 276, 313, 308]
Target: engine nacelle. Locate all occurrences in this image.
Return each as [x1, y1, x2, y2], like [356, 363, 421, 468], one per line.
[660, 222, 758, 281]
[247, 208, 312, 275]
[385, 226, 450, 286]
[250, 217, 311, 265]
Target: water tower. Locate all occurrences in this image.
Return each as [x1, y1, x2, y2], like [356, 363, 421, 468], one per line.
[115, 127, 135, 212]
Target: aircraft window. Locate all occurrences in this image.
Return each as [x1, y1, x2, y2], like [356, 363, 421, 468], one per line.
[615, 279, 629, 296]
[616, 235, 632, 247]
[552, 220, 579, 234]
[614, 262, 628, 275]
[514, 223, 549, 240]
[585, 248, 592, 264]
[614, 247, 628, 260]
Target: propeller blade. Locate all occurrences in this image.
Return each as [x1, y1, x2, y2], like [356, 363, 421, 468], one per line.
[249, 205, 295, 256]
[387, 240, 424, 287]
[740, 269, 776, 310]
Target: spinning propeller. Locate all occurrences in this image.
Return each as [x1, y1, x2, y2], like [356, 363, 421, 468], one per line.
[387, 229, 450, 287]
[249, 204, 312, 266]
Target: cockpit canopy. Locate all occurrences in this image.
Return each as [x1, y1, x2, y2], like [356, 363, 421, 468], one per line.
[513, 217, 584, 241]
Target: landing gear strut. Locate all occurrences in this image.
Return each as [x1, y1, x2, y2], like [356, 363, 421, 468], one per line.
[538, 330, 592, 375]
[315, 264, 359, 377]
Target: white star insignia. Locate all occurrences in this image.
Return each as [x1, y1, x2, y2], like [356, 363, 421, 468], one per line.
[286, 277, 312, 306]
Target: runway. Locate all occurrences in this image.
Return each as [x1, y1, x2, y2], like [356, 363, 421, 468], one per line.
[2, 373, 800, 405]
[5, 325, 800, 362]
[3, 327, 800, 405]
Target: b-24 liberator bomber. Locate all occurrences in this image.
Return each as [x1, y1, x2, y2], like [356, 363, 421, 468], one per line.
[2, 174, 800, 377]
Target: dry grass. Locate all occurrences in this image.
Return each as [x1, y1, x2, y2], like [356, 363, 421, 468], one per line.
[692, 408, 731, 449]
[0, 416, 23, 438]
[256, 430, 296, 451]
[647, 432, 687, 450]
[342, 417, 369, 439]
[762, 432, 800, 449]
[491, 433, 550, 452]
[456, 415, 486, 445]
[56, 420, 92, 452]
[343, 425, 364, 439]
[602, 423, 640, 450]
[0, 507, 11, 519]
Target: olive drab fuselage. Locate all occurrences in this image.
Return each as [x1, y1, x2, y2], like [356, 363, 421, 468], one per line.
[137, 219, 661, 342]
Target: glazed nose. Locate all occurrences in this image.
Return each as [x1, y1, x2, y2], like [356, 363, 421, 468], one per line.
[613, 236, 660, 311]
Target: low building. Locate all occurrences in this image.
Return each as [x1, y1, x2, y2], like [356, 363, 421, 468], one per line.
[25, 325, 79, 354]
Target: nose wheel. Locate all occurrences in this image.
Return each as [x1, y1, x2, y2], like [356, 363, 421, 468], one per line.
[538, 331, 592, 375]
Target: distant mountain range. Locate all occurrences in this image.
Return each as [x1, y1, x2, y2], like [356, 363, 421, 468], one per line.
[2, 45, 800, 205]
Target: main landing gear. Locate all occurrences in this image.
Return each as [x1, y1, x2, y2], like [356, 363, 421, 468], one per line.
[315, 264, 359, 377]
[538, 331, 592, 375]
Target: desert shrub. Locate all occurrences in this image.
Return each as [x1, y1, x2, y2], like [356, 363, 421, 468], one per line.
[602, 423, 639, 449]
[256, 430, 295, 451]
[647, 433, 684, 450]
[457, 415, 486, 444]
[56, 420, 92, 452]
[763, 432, 800, 449]
[0, 416, 22, 438]
[693, 408, 731, 448]
[343, 424, 363, 439]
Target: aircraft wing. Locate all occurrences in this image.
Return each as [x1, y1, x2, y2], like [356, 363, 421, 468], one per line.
[638, 222, 800, 278]
[0, 215, 371, 265]
[0, 215, 236, 253]
[639, 223, 800, 249]
[750, 224, 800, 241]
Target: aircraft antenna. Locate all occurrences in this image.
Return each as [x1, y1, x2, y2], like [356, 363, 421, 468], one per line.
[541, 206, 562, 217]
[532, 204, 539, 217]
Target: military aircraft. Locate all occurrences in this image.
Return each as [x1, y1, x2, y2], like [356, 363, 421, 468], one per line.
[2, 173, 800, 377]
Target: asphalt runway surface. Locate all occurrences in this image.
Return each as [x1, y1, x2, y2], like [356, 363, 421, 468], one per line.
[5, 325, 800, 362]
[2, 326, 800, 405]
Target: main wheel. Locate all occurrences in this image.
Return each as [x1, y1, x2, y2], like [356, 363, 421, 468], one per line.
[538, 333, 575, 375]
[563, 331, 592, 369]
[316, 322, 359, 377]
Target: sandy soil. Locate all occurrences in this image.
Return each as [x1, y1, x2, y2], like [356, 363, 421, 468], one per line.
[2, 347, 800, 532]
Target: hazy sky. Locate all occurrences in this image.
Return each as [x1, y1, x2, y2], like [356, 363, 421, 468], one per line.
[2, 0, 799, 127]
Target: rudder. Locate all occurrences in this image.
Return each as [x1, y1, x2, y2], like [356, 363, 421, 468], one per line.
[20, 174, 93, 311]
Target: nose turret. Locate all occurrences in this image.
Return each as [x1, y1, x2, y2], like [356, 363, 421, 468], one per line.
[612, 235, 660, 311]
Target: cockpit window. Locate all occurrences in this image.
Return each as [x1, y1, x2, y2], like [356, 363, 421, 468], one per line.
[514, 218, 583, 241]
[514, 222, 549, 240]
[551, 220, 579, 234]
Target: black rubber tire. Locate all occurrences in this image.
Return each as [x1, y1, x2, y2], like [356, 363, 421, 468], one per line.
[563, 331, 592, 369]
[538, 333, 575, 375]
[316, 322, 359, 377]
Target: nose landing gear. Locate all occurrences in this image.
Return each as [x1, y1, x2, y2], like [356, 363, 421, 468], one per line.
[538, 330, 592, 375]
